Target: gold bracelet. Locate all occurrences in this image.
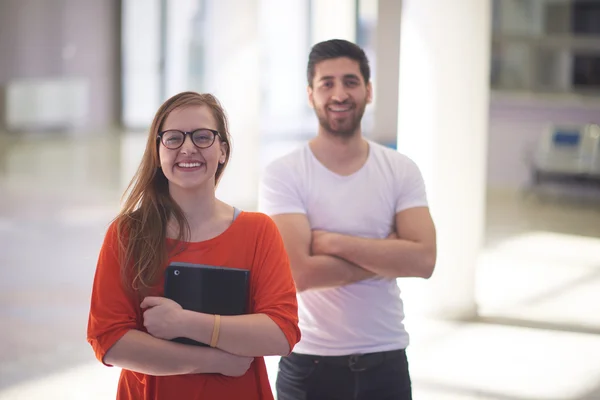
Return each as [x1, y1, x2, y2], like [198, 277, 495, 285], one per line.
[210, 315, 221, 348]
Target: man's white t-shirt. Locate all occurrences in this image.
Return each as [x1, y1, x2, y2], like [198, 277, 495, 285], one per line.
[258, 140, 428, 356]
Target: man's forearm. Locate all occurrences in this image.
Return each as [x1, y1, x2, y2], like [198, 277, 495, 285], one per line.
[180, 312, 290, 357]
[293, 254, 375, 292]
[104, 329, 223, 376]
[327, 234, 435, 279]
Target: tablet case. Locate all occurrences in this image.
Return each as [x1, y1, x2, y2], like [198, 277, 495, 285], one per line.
[164, 261, 250, 346]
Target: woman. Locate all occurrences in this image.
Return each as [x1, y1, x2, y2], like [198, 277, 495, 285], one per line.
[87, 92, 300, 400]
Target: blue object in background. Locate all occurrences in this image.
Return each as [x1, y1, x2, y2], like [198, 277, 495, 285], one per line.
[383, 141, 397, 150]
[552, 130, 581, 146]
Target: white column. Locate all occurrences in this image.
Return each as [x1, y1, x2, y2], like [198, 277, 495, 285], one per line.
[121, 0, 161, 129]
[396, 0, 491, 319]
[372, 0, 402, 145]
[259, 0, 310, 135]
[164, 0, 200, 96]
[310, 0, 357, 45]
[202, 0, 261, 211]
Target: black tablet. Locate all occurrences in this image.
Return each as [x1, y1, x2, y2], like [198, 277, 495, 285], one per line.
[164, 262, 250, 346]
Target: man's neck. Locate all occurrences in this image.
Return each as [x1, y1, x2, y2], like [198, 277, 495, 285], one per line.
[310, 129, 369, 176]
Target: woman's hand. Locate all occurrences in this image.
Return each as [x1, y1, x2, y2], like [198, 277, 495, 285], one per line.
[211, 351, 254, 377]
[140, 296, 185, 340]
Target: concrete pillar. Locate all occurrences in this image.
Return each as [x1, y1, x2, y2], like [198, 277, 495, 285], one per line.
[372, 0, 402, 145]
[259, 0, 310, 135]
[164, 0, 200, 96]
[121, 0, 161, 129]
[202, 0, 261, 210]
[310, 0, 357, 45]
[396, 0, 492, 319]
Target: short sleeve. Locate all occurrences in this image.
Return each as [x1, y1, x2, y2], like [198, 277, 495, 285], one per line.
[258, 156, 306, 216]
[87, 221, 139, 366]
[250, 214, 300, 353]
[396, 156, 429, 213]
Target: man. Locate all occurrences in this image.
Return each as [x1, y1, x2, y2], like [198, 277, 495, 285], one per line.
[258, 39, 437, 400]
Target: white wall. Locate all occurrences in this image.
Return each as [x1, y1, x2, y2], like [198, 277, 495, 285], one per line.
[0, 0, 120, 131]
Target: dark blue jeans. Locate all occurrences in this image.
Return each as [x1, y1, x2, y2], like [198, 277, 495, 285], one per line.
[276, 349, 412, 400]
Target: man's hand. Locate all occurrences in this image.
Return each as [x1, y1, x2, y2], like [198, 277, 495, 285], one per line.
[311, 230, 340, 256]
[313, 230, 397, 256]
[270, 213, 378, 290]
[314, 208, 436, 279]
[141, 296, 185, 340]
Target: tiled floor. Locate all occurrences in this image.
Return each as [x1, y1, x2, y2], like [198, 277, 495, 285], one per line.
[1, 132, 599, 399]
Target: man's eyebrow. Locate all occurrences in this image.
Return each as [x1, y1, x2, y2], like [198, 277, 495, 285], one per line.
[318, 74, 361, 81]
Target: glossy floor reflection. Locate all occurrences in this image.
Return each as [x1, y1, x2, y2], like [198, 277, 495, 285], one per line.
[1, 132, 599, 400]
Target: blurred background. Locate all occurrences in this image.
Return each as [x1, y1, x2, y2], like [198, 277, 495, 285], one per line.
[1, 0, 599, 399]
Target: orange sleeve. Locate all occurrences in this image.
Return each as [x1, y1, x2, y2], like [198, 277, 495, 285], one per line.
[250, 214, 301, 353]
[87, 221, 139, 366]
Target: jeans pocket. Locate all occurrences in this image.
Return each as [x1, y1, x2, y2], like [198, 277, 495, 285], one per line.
[277, 355, 322, 400]
[278, 354, 320, 380]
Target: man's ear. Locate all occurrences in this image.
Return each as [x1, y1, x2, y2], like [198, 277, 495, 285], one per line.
[366, 81, 373, 104]
[307, 86, 315, 109]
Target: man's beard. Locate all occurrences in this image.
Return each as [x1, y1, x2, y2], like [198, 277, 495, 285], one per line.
[315, 100, 367, 138]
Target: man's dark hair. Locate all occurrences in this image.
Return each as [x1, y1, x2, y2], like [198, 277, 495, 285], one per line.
[307, 39, 371, 87]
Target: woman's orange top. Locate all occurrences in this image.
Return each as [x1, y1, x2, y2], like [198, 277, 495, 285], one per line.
[87, 211, 300, 400]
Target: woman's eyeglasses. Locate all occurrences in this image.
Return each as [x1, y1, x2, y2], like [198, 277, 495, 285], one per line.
[157, 129, 220, 150]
